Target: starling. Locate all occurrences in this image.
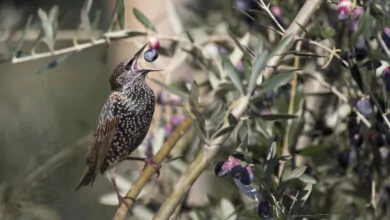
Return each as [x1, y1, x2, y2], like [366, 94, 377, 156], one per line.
[75, 43, 162, 208]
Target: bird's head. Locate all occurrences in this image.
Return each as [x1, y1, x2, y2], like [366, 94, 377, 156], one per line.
[109, 43, 162, 91]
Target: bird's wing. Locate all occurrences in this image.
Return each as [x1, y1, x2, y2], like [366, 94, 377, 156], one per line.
[94, 116, 118, 172]
[87, 93, 121, 173]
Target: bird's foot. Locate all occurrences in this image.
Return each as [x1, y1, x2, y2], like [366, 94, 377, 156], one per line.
[124, 156, 163, 176]
[143, 158, 161, 177]
[117, 195, 135, 211]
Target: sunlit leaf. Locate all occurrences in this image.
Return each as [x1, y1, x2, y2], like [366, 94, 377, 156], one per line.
[229, 32, 251, 62]
[248, 49, 268, 94]
[299, 174, 317, 184]
[299, 183, 313, 205]
[282, 166, 307, 182]
[252, 72, 294, 101]
[133, 8, 157, 32]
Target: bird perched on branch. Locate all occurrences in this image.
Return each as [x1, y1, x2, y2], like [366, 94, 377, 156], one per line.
[75, 42, 162, 208]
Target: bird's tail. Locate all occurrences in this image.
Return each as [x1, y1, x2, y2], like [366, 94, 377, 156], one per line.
[75, 165, 96, 191]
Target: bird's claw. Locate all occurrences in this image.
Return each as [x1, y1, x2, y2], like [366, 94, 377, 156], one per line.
[144, 158, 161, 177]
[117, 195, 135, 212]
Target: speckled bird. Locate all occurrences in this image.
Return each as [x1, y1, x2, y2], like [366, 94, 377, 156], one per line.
[75, 43, 162, 207]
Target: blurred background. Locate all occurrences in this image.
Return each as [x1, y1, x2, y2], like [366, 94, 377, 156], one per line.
[2, 0, 390, 219]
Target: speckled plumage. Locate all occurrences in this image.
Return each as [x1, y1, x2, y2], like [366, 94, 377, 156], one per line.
[76, 43, 160, 190]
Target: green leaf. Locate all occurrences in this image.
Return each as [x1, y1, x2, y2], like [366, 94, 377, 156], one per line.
[150, 79, 189, 100]
[299, 174, 317, 184]
[299, 183, 313, 205]
[133, 8, 157, 32]
[211, 125, 236, 140]
[117, 0, 125, 29]
[228, 32, 251, 60]
[295, 145, 326, 156]
[189, 81, 199, 109]
[282, 166, 307, 182]
[260, 114, 298, 121]
[215, 82, 237, 96]
[248, 49, 268, 94]
[272, 121, 285, 140]
[38, 8, 55, 51]
[369, 49, 390, 63]
[270, 35, 294, 59]
[252, 72, 294, 101]
[36, 52, 74, 74]
[320, 28, 335, 40]
[350, 64, 364, 92]
[221, 56, 244, 95]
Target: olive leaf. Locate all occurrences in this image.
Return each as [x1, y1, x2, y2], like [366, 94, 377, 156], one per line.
[133, 8, 157, 32]
[221, 56, 244, 95]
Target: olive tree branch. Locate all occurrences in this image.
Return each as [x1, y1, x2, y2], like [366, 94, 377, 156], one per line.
[11, 29, 148, 64]
[261, 0, 323, 80]
[153, 96, 250, 219]
[154, 1, 324, 219]
[113, 117, 192, 220]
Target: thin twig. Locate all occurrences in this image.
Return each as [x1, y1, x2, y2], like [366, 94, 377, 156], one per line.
[113, 117, 192, 220]
[153, 2, 324, 219]
[278, 37, 303, 178]
[258, 0, 286, 34]
[306, 72, 371, 128]
[11, 29, 148, 63]
[261, 0, 323, 80]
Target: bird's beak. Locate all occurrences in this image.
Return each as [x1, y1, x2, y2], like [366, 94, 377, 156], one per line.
[141, 68, 163, 73]
[131, 43, 163, 73]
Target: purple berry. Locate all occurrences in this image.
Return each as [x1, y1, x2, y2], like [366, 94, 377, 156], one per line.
[353, 7, 363, 19]
[350, 132, 363, 147]
[218, 46, 229, 55]
[356, 98, 373, 115]
[256, 200, 272, 218]
[157, 91, 165, 104]
[382, 28, 390, 48]
[370, 132, 385, 148]
[215, 161, 230, 177]
[236, 60, 244, 73]
[171, 114, 186, 127]
[164, 123, 174, 140]
[337, 0, 352, 20]
[144, 49, 158, 62]
[338, 149, 357, 169]
[234, 0, 250, 11]
[230, 165, 252, 185]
